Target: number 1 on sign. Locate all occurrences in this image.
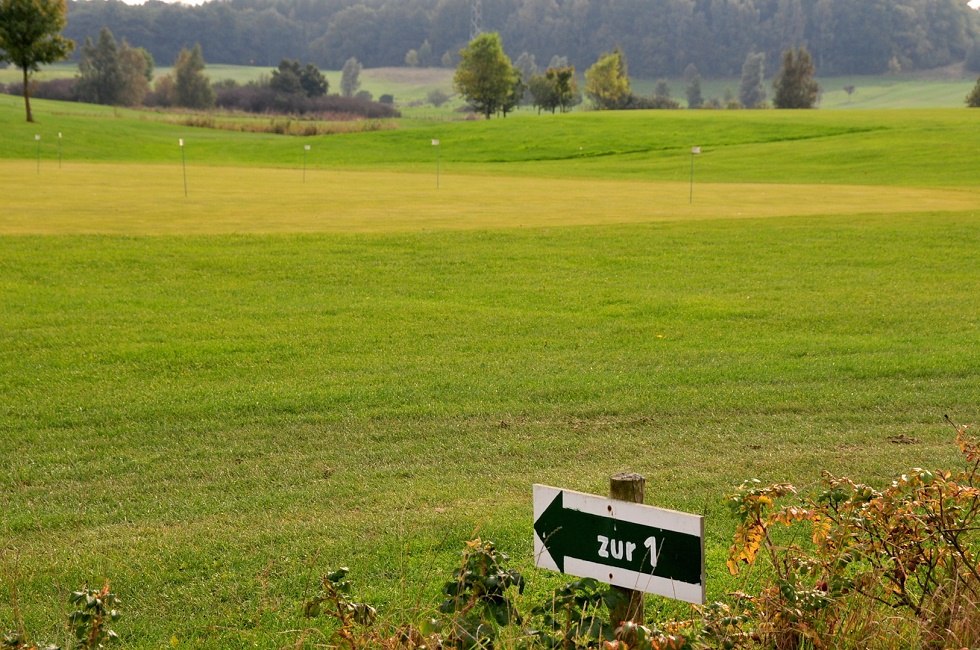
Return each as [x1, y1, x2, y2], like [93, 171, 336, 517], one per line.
[596, 535, 659, 568]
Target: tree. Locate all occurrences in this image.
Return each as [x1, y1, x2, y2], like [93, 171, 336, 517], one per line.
[548, 65, 577, 113]
[738, 52, 766, 108]
[453, 32, 517, 119]
[76, 27, 151, 106]
[967, 77, 980, 108]
[270, 59, 303, 95]
[76, 28, 121, 105]
[271, 59, 327, 98]
[499, 66, 525, 117]
[772, 46, 819, 109]
[584, 49, 630, 110]
[340, 56, 361, 97]
[686, 73, 704, 109]
[0, 0, 74, 122]
[418, 39, 432, 66]
[528, 73, 557, 113]
[174, 44, 214, 109]
[300, 63, 327, 97]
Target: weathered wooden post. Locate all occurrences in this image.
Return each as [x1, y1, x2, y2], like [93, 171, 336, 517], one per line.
[609, 472, 645, 626]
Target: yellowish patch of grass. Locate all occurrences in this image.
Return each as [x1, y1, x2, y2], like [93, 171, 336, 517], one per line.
[3, 161, 978, 235]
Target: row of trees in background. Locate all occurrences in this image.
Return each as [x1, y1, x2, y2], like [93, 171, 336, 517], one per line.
[60, 0, 980, 80]
[454, 31, 821, 118]
[1, 1, 397, 122]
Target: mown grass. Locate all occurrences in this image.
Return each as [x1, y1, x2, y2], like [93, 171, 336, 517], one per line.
[5, 93, 980, 189]
[2, 97, 980, 647]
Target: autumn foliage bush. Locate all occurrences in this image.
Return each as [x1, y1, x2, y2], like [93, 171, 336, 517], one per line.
[725, 416, 980, 648]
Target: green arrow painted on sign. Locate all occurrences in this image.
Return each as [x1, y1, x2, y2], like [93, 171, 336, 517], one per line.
[533, 489, 702, 586]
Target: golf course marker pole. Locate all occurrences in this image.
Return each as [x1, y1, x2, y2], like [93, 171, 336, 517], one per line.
[689, 146, 701, 204]
[179, 138, 187, 197]
[432, 139, 440, 188]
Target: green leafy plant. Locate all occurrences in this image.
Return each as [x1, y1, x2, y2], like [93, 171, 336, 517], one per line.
[303, 567, 377, 649]
[528, 577, 615, 648]
[439, 538, 525, 648]
[67, 583, 121, 650]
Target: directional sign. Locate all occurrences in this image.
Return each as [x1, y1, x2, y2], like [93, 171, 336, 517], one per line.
[533, 485, 704, 604]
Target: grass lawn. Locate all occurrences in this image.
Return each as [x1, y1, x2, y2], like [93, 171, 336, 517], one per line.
[2, 96, 980, 647]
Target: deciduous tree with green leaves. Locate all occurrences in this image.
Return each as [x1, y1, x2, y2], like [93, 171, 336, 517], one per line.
[584, 49, 630, 110]
[340, 56, 361, 98]
[739, 51, 767, 108]
[0, 0, 73, 122]
[76, 27, 152, 106]
[773, 46, 820, 109]
[173, 44, 214, 109]
[453, 32, 517, 119]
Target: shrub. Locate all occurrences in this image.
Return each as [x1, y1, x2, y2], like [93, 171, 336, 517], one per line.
[3, 78, 76, 102]
[968, 77, 980, 108]
[727, 416, 980, 648]
[213, 83, 399, 118]
[427, 89, 449, 106]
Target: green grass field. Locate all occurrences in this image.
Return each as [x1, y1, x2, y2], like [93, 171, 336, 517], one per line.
[2, 93, 980, 647]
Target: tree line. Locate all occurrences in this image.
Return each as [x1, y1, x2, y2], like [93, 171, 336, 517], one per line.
[61, 0, 980, 80]
[454, 32, 821, 118]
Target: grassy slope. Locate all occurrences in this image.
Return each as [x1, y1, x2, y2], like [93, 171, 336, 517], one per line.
[2, 97, 980, 647]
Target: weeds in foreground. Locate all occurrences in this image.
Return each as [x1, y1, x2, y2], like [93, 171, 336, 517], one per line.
[8, 423, 978, 648]
[3, 582, 120, 650]
[726, 415, 980, 649]
[306, 419, 980, 649]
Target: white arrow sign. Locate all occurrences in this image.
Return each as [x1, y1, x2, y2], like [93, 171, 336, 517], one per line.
[533, 485, 705, 604]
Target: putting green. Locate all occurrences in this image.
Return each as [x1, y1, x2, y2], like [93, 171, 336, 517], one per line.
[3, 161, 977, 235]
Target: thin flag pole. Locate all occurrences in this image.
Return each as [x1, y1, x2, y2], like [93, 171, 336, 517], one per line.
[432, 139, 440, 188]
[179, 138, 188, 197]
[689, 146, 701, 204]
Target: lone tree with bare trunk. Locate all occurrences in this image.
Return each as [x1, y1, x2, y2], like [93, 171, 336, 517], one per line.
[0, 0, 74, 122]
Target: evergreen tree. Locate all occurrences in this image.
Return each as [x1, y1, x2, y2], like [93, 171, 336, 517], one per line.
[270, 59, 303, 95]
[967, 77, 980, 108]
[300, 63, 327, 97]
[772, 46, 819, 109]
[738, 52, 766, 108]
[686, 72, 704, 109]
